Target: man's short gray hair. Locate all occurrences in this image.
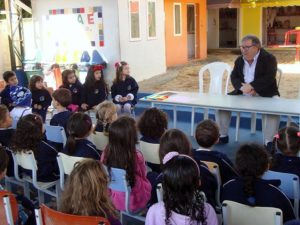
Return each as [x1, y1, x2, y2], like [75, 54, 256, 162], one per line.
[241, 35, 261, 47]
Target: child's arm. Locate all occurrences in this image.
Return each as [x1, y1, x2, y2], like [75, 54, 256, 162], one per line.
[126, 78, 139, 102]
[80, 85, 89, 110]
[111, 83, 122, 103]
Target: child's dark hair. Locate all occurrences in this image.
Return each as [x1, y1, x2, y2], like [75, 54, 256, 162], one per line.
[52, 88, 72, 107]
[113, 61, 128, 84]
[0, 146, 9, 173]
[0, 104, 9, 124]
[163, 155, 207, 225]
[11, 114, 44, 153]
[272, 126, 300, 156]
[66, 112, 92, 155]
[3, 71, 16, 83]
[103, 116, 137, 187]
[138, 107, 168, 140]
[85, 65, 108, 91]
[235, 143, 269, 205]
[29, 75, 45, 91]
[62, 69, 76, 87]
[195, 119, 219, 148]
[159, 129, 192, 164]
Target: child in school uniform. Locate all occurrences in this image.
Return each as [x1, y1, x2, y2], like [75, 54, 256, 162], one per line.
[158, 129, 218, 208]
[138, 107, 168, 144]
[29, 75, 52, 122]
[50, 88, 73, 133]
[270, 126, 300, 178]
[221, 143, 296, 223]
[9, 85, 32, 120]
[81, 65, 108, 111]
[111, 61, 139, 115]
[193, 119, 238, 184]
[0, 71, 18, 111]
[63, 112, 100, 160]
[0, 147, 36, 225]
[146, 153, 218, 225]
[59, 159, 121, 225]
[60, 69, 83, 112]
[0, 104, 14, 147]
[94, 100, 117, 134]
[101, 116, 151, 212]
[11, 114, 59, 182]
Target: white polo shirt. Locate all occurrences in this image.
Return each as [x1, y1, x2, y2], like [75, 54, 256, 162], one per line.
[243, 50, 260, 84]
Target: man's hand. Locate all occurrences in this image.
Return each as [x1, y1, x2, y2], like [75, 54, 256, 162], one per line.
[241, 83, 254, 94]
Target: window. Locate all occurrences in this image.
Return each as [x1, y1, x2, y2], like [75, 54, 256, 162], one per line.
[129, 0, 141, 40]
[174, 3, 182, 36]
[147, 0, 156, 39]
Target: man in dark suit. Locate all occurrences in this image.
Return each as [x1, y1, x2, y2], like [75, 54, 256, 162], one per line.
[217, 35, 280, 149]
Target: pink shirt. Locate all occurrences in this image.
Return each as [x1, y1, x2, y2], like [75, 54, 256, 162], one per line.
[146, 201, 218, 225]
[101, 150, 151, 212]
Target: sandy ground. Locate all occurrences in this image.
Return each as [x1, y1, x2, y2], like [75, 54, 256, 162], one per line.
[139, 49, 300, 99]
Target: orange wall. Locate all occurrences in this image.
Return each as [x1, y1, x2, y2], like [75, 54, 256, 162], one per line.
[165, 0, 207, 67]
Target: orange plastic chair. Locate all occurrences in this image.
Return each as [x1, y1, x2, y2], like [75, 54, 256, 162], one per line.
[53, 68, 62, 89]
[35, 204, 110, 225]
[0, 190, 19, 225]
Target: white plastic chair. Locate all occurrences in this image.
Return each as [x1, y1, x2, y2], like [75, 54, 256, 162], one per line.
[91, 131, 108, 151]
[262, 170, 299, 218]
[222, 200, 283, 225]
[12, 151, 61, 207]
[57, 153, 86, 190]
[201, 160, 222, 209]
[106, 166, 145, 224]
[235, 68, 283, 141]
[45, 125, 67, 147]
[192, 62, 231, 135]
[139, 141, 160, 165]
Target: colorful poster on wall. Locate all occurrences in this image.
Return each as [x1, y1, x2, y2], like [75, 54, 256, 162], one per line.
[43, 6, 104, 64]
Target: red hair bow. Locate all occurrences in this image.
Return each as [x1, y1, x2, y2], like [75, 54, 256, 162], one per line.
[93, 65, 104, 72]
[115, 62, 121, 69]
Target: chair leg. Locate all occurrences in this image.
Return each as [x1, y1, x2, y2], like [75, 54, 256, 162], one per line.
[191, 107, 195, 136]
[5, 179, 12, 192]
[38, 191, 45, 205]
[204, 108, 209, 120]
[235, 112, 240, 142]
[250, 113, 256, 134]
[287, 116, 292, 126]
[24, 182, 30, 199]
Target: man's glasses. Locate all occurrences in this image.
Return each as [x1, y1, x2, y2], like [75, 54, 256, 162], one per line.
[239, 45, 255, 50]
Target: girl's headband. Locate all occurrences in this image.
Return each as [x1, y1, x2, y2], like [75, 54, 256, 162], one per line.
[93, 65, 104, 72]
[114, 62, 122, 69]
[162, 151, 200, 175]
[274, 132, 300, 139]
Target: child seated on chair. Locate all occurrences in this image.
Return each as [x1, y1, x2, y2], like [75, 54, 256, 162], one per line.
[63, 112, 100, 160]
[193, 119, 238, 184]
[221, 143, 295, 223]
[270, 126, 300, 179]
[11, 114, 59, 182]
[158, 129, 218, 209]
[9, 85, 32, 121]
[50, 88, 73, 134]
[59, 159, 121, 225]
[0, 71, 18, 111]
[111, 61, 139, 115]
[0, 146, 36, 225]
[94, 100, 117, 134]
[138, 107, 168, 144]
[146, 152, 218, 225]
[101, 116, 151, 212]
[0, 104, 14, 147]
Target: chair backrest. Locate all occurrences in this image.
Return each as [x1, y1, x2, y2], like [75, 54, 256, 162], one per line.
[57, 153, 86, 190]
[277, 68, 283, 88]
[222, 200, 282, 225]
[106, 167, 131, 213]
[45, 125, 67, 146]
[35, 204, 110, 225]
[11, 119, 18, 129]
[199, 62, 231, 95]
[201, 160, 222, 207]
[0, 191, 19, 225]
[262, 170, 299, 218]
[139, 141, 160, 164]
[91, 132, 108, 151]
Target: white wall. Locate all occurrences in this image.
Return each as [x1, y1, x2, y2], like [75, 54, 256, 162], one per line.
[207, 8, 219, 49]
[31, 0, 120, 83]
[117, 0, 166, 82]
[0, 20, 11, 77]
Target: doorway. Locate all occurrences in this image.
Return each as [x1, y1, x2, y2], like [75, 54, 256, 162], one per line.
[219, 8, 237, 48]
[187, 4, 195, 59]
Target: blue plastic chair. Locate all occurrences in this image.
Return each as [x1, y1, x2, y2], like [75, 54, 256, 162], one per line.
[45, 125, 67, 147]
[262, 170, 299, 218]
[106, 167, 145, 224]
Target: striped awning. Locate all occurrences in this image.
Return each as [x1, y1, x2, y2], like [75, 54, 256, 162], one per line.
[207, 0, 240, 8]
[208, 0, 300, 8]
